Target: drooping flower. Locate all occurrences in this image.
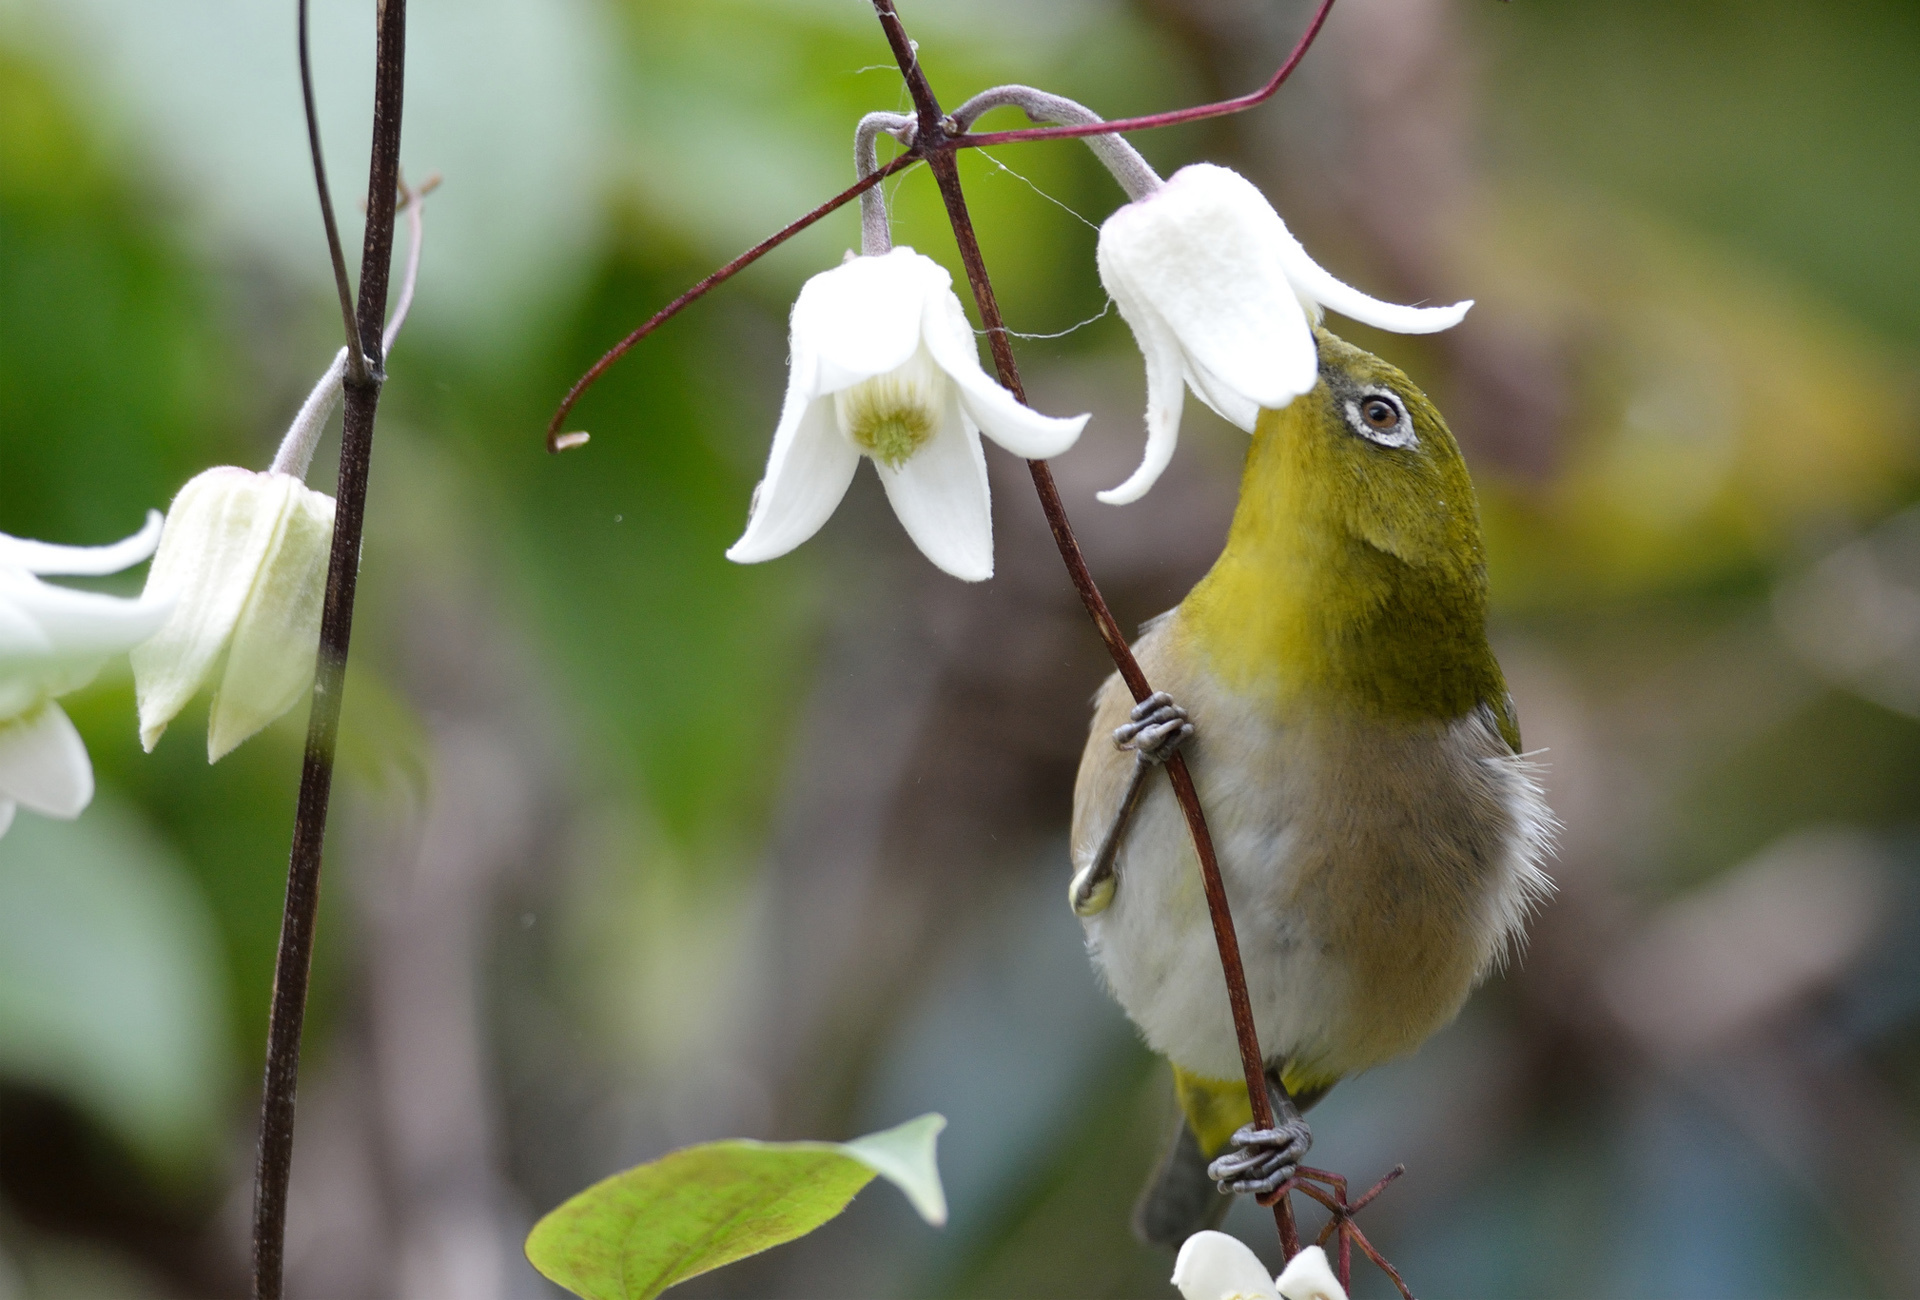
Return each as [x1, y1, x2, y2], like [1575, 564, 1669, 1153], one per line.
[726, 246, 1089, 581]
[1095, 162, 1472, 504]
[131, 468, 335, 761]
[0, 515, 170, 837]
[1171, 1232, 1347, 1300]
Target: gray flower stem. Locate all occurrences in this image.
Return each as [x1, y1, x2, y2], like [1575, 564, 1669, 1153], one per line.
[270, 183, 431, 480]
[948, 85, 1162, 201]
[855, 112, 917, 255]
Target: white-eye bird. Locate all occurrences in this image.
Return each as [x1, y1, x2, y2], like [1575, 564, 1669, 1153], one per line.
[1068, 328, 1553, 1248]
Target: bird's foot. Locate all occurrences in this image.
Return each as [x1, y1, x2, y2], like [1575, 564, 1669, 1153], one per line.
[1207, 1111, 1313, 1198]
[1114, 691, 1193, 765]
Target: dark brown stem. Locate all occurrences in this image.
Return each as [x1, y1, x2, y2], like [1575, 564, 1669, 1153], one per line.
[543, 153, 919, 452]
[297, 0, 368, 385]
[250, 1, 406, 1295]
[867, 0, 1299, 1256]
[947, 0, 1335, 150]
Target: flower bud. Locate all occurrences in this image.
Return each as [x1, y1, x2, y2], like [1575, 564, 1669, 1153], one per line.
[131, 468, 336, 761]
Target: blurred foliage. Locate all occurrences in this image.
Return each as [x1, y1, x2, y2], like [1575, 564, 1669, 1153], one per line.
[0, 803, 227, 1177]
[0, 0, 1916, 1295]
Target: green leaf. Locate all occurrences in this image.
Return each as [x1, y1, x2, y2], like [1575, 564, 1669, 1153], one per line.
[525, 1113, 946, 1300]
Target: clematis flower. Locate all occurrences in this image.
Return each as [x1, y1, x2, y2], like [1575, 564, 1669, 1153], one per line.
[131, 468, 335, 761]
[726, 246, 1089, 581]
[1172, 1232, 1347, 1300]
[0, 515, 170, 838]
[1095, 162, 1472, 504]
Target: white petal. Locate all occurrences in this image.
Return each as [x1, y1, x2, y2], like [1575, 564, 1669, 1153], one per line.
[1268, 211, 1471, 335]
[726, 393, 860, 565]
[920, 291, 1088, 459]
[0, 511, 164, 576]
[1184, 356, 1262, 434]
[1171, 1231, 1283, 1300]
[1094, 286, 1188, 505]
[0, 580, 55, 659]
[0, 701, 93, 819]
[1275, 1245, 1348, 1300]
[0, 798, 14, 839]
[790, 247, 944, 394]
[0, 569, 171, 662]
[872, 391, 993, 581]
[131, 468, 298, 752]
[1101, 164, 1319, 413]
[0, 658, 104, 723]
[209, 484, 335, 761]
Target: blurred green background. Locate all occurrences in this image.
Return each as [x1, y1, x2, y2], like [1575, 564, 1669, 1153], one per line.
[2, 0, 1917, 1296]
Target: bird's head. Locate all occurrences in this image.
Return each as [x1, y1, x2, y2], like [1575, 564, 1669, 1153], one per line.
[1183, 330, 1503, 723]
[1246, 329, 1484, 579]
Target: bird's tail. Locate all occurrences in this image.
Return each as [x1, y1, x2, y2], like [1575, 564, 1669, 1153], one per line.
[1132, 1112, 1232, 1249]
[1131, 1067, 1251, 1249]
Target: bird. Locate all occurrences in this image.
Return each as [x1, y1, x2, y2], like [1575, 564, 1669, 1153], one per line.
[1067, 327, 1554, 1249]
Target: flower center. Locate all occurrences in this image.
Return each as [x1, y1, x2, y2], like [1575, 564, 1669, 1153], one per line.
[834, 348, 944, 468]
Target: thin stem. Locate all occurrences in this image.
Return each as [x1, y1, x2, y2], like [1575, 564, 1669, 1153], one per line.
[948, 0, 1336, 150]
[867, 0, 1298, 1255]
[251, 0, 407, 1295]
[297, 0, 368, 385]
[855, 112, 915, 255]
[543, 152, 919, 452]
[947, 86, 1160, 201]
[271, 177, 432, 479]
[542, 0, 1336, 452]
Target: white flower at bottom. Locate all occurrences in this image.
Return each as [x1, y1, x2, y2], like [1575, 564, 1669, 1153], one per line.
[1096, 162, 1472, 504]
[131, 467, 336, 761]
[1171, 1233, 1347, 1300]
[0, 514, 169, 837]
[726, 246, 1089, 582]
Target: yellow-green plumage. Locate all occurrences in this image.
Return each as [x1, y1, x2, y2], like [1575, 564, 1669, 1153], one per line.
[1070, 331, 1552, 1237]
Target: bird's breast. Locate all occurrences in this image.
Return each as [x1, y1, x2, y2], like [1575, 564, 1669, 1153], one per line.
[1069, 613, 1550, 1086]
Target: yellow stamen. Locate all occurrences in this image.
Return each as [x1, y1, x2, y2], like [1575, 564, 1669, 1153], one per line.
[834, 350, 943, 468]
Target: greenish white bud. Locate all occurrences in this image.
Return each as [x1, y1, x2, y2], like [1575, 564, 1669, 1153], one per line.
[132, 468, 336, 762]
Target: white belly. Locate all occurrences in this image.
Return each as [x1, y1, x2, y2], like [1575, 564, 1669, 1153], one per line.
[1071, 649, 1552, 1085]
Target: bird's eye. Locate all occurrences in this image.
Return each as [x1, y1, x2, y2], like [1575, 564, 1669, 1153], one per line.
[1343, 390, 1416, 448]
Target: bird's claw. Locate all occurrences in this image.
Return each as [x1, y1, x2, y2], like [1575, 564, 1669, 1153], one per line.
[1115, 691, 1193, 765]
[1207, 1115, 1312, 1198]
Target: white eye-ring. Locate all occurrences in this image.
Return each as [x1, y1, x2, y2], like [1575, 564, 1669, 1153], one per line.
[1344, 390, 1417, 449]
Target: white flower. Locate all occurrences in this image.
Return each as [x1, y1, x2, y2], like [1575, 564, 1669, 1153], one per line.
[1095, 162, 1473, 504]
[1171, 1233, 1347, 1300]
[726, 246, 1089, 581]
[131, 468, 336, 761]
[0, 514, 169, 837]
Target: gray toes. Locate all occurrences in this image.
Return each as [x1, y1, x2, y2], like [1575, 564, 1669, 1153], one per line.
[1206, 1117, 1312, 1197]
[1113, 692, 1193, 764]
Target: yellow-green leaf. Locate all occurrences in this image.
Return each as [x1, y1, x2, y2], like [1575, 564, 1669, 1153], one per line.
[525, 1114, 945, 1300]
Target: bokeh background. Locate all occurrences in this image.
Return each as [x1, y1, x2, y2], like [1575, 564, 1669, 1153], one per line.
[3, 0, 1918, 1295]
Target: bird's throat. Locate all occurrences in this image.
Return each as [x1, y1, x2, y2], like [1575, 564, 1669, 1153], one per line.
[1177, 404, 1503, 724]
